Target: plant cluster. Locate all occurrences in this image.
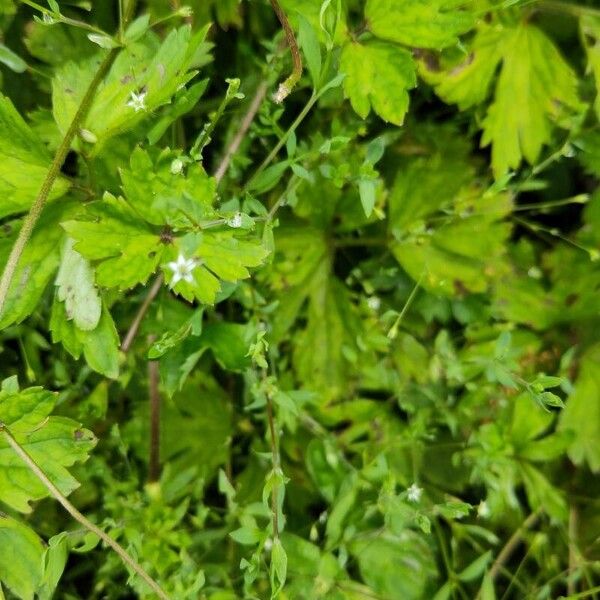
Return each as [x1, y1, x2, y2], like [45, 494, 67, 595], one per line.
[0, 0, 600, 598]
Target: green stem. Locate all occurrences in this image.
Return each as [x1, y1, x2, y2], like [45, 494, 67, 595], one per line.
[245, 92, 318, 191]
[18, 0, 110, 37]
[0, 423, 170, 600]
[0, 48, 119, 318]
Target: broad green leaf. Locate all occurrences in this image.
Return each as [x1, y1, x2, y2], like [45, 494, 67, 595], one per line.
[350, 532, 438, 600]
[0, 385, 96, 512]
[0, 515, 44, 600]
[62, 193, 164, 290]
[0, 199, 75, 330]
[50, 297, 120, 379]
[389, 155, 512, 295]
[268, 226, 367, 399]
[419, 25, 506, 110]
[559, 345, 600, 473]
[55, 237, 101, 331]
[481, 24, 582, 177]
[120, 146, 217, 228]
[340, 41, 416, 126]
[52, 25, 211, 151]
[0, 95, 69, 219]
[365, 0, 475, 49]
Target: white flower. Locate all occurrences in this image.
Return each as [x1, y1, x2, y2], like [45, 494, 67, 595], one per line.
[127, 90, 147, 113]
[477, 500, 491, 519]
[264, 537, 273, 552]
[227, 212, 243, 228]
[406, 483, 423, 503]
[367, 296, 381, 311]
[167, 254, 196, 287]
[170, 158, 184, 175]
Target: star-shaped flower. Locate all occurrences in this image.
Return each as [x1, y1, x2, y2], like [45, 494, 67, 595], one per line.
[127, 90, 147, 113]
[406, 483, 423, 503]
[167, 253, 196, 288]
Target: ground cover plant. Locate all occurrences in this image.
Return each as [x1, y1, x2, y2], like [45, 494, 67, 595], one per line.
[0, 0, 600, 598]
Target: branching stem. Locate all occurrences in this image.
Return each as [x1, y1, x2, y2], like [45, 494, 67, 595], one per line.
[0, 423, 170, 600]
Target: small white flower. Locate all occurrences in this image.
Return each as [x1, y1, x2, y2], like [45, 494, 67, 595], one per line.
[170, 158, 184, 175]
[477, 500, 491, 519]
[406, 483, 423, 503]
[264, 537, 273, 552]
[167, 253, 196, 287]
[127, 90, 147, 113]
[367, 296, 381, 311]
[227, 212, 243, 228]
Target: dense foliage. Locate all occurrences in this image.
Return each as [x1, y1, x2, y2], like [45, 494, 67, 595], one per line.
[0, 0, 600, 598]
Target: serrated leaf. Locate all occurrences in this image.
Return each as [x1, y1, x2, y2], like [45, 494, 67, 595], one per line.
[365, 0, 475, 50]
[481, 23, 582, 177]
[340, 40, 416, 126]
[52, 25, 211, 152]
[0, 515, 44, 600]
[419, 25, 506, 110]
[0, 95, 69, 219]
[55, 237, 101, 331]
[0, 385, 96, 513]
[62, 193, 164, 290]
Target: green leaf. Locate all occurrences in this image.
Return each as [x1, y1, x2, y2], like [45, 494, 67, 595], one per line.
[270, 538, 288, 598]
[55, 237, 101, 331]
[0, 95, 69, 219]
[365, 0, 475, 49]
[419, 25, 505, 110]
[340, 40, 416, 126]
[298, 14, 321, 88]
[458, 551, 492, 582]
[200, 322, 251, 371]
[50, 297, 120, 379]
[0, 43, 26, 72]
[559, 345, 600, 473]
[0, 385, 96, 513]
[52, 25, 211, 151]
[0, 515, 44, 600]
[389, 154, 511, 295]
[0, 199, 75, 330]
[481, 23, 582, 177]
[62, 193, 164, 290]
[350, 532, 438, 600]
[38, 533, 69, 600]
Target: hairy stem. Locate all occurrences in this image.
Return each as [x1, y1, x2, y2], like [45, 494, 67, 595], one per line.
[0, 424, 170, 600]
[266, 390, 280, 539]
[269, 0, 303, 103]
[0, 49, 119, 317]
